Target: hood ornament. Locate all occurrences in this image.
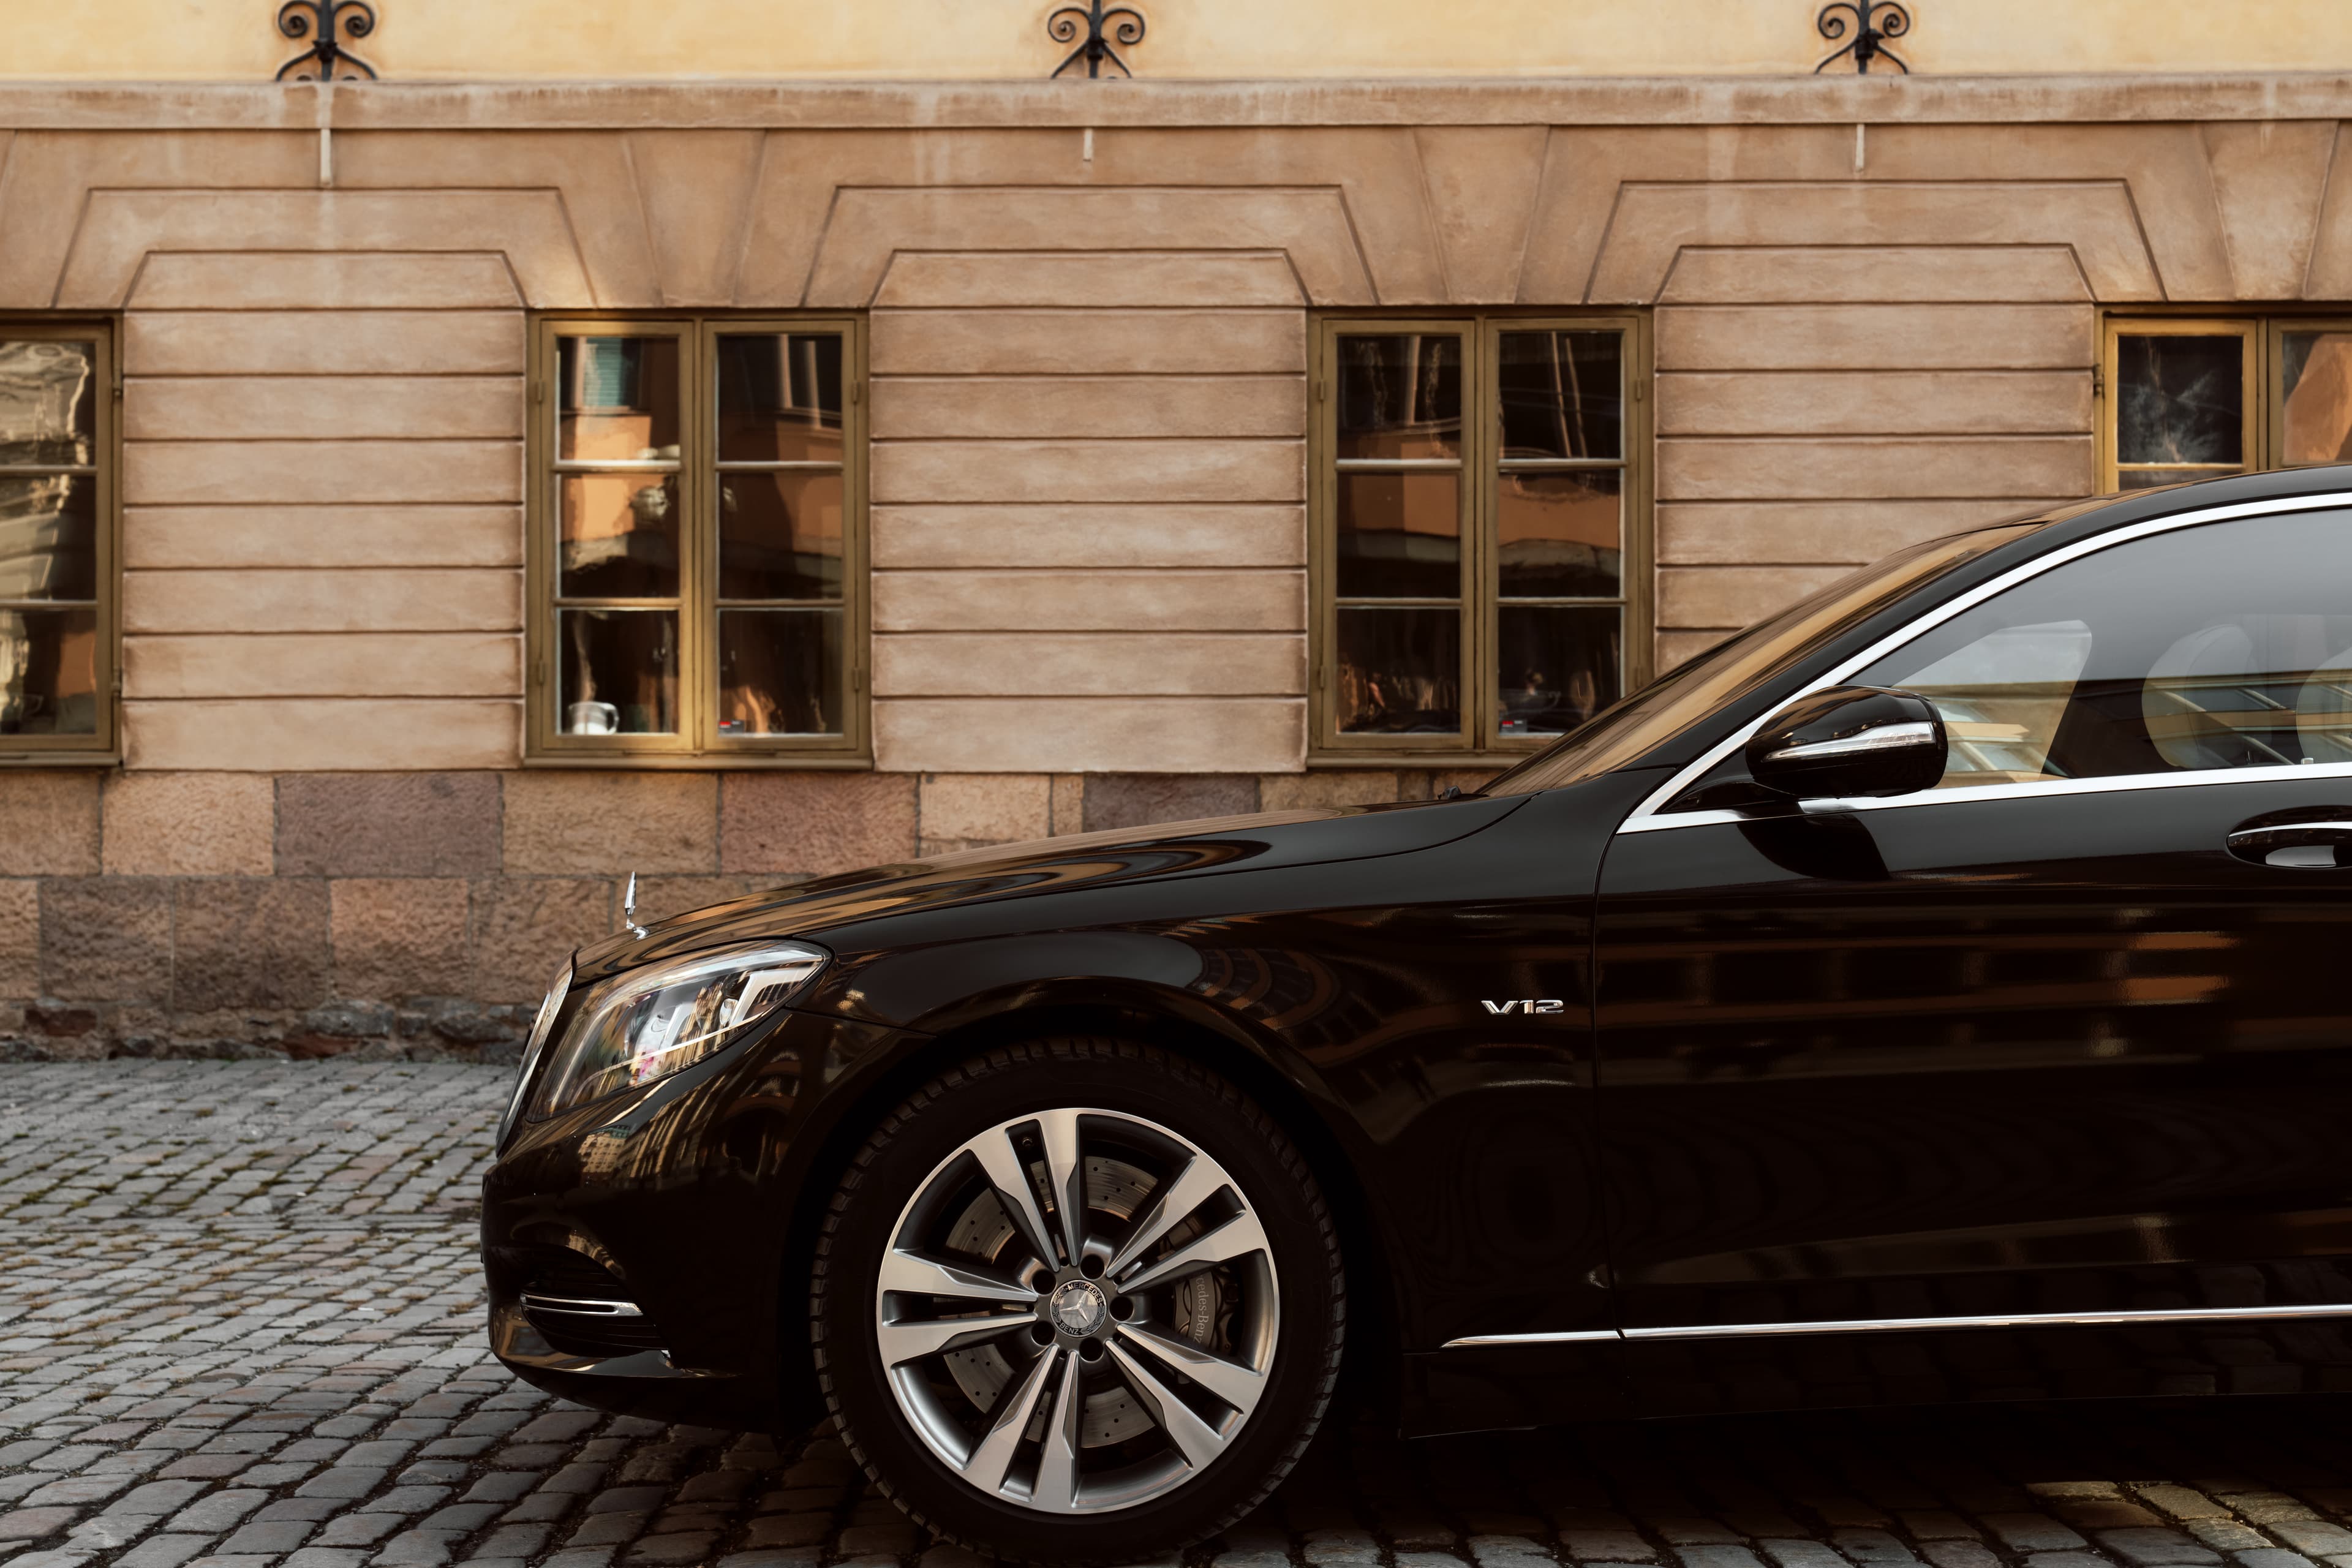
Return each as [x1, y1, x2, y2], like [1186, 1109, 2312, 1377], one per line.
[623, 872, 648, 940]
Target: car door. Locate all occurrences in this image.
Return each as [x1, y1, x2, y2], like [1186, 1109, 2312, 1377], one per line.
[1595, 503, 2352, 1415]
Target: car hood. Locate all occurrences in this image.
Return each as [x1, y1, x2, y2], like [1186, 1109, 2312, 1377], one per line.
[573, 792, 1528, 982]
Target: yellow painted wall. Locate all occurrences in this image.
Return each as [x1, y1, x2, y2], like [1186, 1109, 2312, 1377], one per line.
[3, 0, 2349, 81]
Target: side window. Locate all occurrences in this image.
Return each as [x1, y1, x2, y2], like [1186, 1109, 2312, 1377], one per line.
[1856, 511, 2352, 787]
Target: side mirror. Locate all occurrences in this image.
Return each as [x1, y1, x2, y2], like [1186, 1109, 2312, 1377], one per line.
[1746, 685, 1947, 801]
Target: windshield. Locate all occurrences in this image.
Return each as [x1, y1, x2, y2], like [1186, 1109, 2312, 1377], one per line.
[1482, 521, 2046, 797]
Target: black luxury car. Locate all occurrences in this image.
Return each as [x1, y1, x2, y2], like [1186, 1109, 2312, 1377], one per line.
[485, 467, 2352, 1562]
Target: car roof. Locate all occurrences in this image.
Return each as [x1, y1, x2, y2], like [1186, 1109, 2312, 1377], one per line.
[1989, 462, 2352, 556]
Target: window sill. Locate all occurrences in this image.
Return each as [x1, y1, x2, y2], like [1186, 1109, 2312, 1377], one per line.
[1306, 752, 1525, 770]
[522, 751, 873, 771]
[0, 751, 121, 769]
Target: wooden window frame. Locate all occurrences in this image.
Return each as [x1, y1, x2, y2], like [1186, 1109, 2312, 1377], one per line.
[1309, 311, 1653, 764]
[526, 314, 870, 767]
[0, 318, 119, 765]
[2100, 317, 2258, 492]
[2101, 310, 2352, 490]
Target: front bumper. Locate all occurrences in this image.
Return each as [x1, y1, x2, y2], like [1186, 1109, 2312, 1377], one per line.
[480, 1005, 925, 1429]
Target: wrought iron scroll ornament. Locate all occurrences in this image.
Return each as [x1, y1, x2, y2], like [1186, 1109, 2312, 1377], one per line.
[277, 0, 379, 81]
[1814, 0, 1910, 74]
[1047, 0, 1146, 78]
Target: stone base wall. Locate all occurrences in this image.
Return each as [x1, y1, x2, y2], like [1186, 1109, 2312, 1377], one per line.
[0, 766, 1496, 1060]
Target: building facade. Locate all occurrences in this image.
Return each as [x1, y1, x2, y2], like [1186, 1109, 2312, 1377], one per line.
[4, 1, 2352, 1054]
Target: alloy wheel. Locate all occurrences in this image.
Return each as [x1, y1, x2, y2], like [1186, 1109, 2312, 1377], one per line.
[871, 1106, 1280, 1513]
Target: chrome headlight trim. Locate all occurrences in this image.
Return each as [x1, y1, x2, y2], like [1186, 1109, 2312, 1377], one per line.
[496, 954, 575, 1148]
[527, 939, 829, 1121]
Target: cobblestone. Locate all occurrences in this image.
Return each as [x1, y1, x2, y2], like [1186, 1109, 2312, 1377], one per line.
[15, 1064, 2352, 1568]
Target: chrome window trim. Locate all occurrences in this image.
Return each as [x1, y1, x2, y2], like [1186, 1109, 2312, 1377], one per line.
[1442, 1300, 2352, 1349]
[1615, 492, 2352, 837]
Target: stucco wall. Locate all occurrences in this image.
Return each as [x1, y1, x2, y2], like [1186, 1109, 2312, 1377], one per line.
[3, 0, 2352, 81]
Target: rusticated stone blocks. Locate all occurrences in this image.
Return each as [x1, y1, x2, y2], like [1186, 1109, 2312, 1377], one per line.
[470, 877, 612, 1004]
[0, 773, 101, 876]
[720, 772, 919, 876]
[331, 878, 471, 1000]
[101, 772, 274, 876]
[40, 878, 174, 1003]
[172, 878, 333, 1012]
[275, 773, 501, 876]
[1081, 774, 1260, 832]
[501, 772, 718, 875]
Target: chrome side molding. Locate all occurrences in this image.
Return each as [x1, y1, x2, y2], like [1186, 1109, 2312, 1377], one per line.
[521, 1292, 645, 1319]
[1442, 1300, 2352, 1349]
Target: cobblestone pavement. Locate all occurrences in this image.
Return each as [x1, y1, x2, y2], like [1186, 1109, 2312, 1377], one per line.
[9, 1064, 2352, 1568]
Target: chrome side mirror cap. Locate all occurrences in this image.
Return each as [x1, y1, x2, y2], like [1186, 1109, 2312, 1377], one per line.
[1746, 685, 1948, 801]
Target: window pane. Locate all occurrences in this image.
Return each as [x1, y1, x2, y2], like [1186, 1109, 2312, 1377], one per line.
[717, 334, 843, 464]
[557, 336, 680, 461]
[719, 472, 843, 600]
[0, 606, 97, 736]
[718, 609, 843, 737]
[2116, 334, 2244, 467]
[1857, 510, 2352, 783]
[1498, 470, 1620, 598]
[0, 476, 97, 600]
[1497, 604, 1620, 739]
[1336, 606, 1458, 734]
[1336, 334, 1461, 461]
[2281, 330, 2352, 465]
[1336, 472, 1459, 598]
[1498, 330, 1621, 461]
[0, 340, 97, 466]
[557, 609, 677, 734]
[559, 473, 680, 598]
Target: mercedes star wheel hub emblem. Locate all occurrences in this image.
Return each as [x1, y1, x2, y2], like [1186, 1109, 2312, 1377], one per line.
[1048, 1278, 1109, 1335]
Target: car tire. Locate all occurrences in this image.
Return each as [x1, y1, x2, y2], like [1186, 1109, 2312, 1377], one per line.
[811, 1037, 1344, 1564]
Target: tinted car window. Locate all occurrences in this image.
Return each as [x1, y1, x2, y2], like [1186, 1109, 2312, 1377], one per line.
[1485, 522, 2041, 797]
[1856, 508, 2352, 786]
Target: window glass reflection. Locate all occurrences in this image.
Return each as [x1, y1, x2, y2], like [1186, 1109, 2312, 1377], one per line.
[0, 340, 97, 466]
[1336, 334, 1461, 461]
[717, 334, 843, 464]
[1336, 472, 1460, 598]
[719, 609, 843, 736]
[2115, 334, 2244, 478]
[720, 472, 843, 600]
[558, 336, 681, 461]
[2282, 330, 2352, 466]
[0, 606, 96, 736]
[560, 473, 680, 599]
[1336, 606, 1459, 734]
[0, 477, 97, 601]
[1497, 330, 1621, 461]
[1497, 604, 1619, 738]
[559, 608, 677, 734]
[1498, 471, 1620, 598]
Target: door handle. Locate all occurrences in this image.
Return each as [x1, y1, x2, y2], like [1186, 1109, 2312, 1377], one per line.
[2225, 820, 2352, 869]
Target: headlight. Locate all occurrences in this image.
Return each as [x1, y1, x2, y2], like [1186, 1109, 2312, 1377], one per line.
[528, 940, 828, 1119]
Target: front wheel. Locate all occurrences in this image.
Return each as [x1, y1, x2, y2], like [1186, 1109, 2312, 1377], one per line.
[811, 1039, 1344, 1564]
